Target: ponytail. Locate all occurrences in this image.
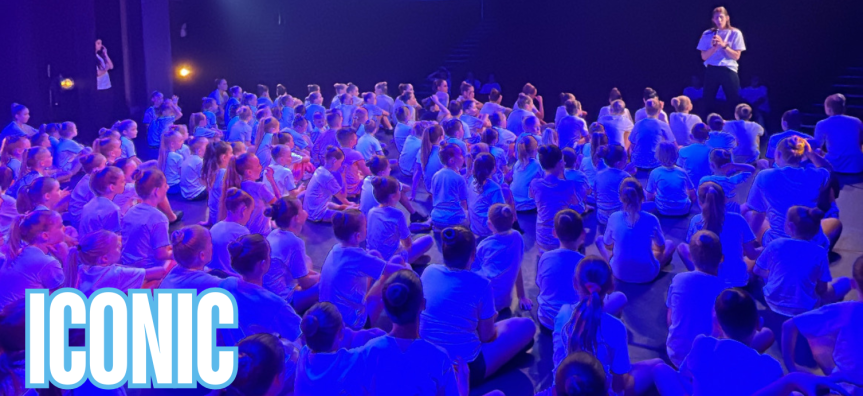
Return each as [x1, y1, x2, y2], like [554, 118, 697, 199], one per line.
[619, 178, 644, 226]
[420, 125, 443, 171]
[565, 256, 614, 356]
[517, 135, 537, 170]
[472, 153, 495, 194]
[589, 128, 608, 168]
[219, 154, 248, 221]
[698, 182, 726, 235]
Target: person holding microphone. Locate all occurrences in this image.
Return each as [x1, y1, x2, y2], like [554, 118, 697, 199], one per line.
[697, 7, 745, 117]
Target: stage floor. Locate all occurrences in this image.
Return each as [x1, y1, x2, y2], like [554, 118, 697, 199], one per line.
[158, 131, 863, 395]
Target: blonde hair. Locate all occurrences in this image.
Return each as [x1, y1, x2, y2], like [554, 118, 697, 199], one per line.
[609, 100, 626, 116]
[64, 230, 120, 288]
[7, 210, 61, 260]
[157, 129, 183, 172]
[171, 225, 211, 268]
[712, 6, 733, 30]
[645, 99, 662, 117]
[777, 135, 807, 165]
[670, 96, 692, 113]
[517, 135, 538, 170]
[734, 103, 752, 121]
[90, 166, 124, 196]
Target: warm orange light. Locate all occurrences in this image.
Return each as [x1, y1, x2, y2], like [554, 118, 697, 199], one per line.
[60, 78, 74, 90]
[179, 67, 191, 77]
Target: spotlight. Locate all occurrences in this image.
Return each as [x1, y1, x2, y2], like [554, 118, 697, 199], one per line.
[60, 78, 74, 90]
[178, 67, 192, 77]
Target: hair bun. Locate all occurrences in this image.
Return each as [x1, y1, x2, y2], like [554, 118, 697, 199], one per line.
[808, 207, 825, 221]
[170, 230, 184, 244]
[301, 315, 319, 336]
[227, 240, 244, 258]
[384, 283, 409, 307]
[263, 207, 274, 218]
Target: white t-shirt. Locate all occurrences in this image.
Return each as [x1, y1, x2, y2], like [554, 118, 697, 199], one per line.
[793, 301, 863, 383]
[756, 238, 831, 316]
[696, 28, 747, 72]
[121, 203, 170, 268]
[677, 143, 713, 194]
[466, 177, 505, 238]
[603, 211, 663, 283]
[680, 335, 782, 396]
[0, 194, 17, 240]
[557, 115, 587, 148]
[295, 346, 366, 395]
[472, 230, 525, 311]
[598, 114, 634, 146]
[305, 167, 343, 221]
[228, 120, 252, 142]
[361, 335, 460, 396]
[536, 248, 585, 330]
[68, 174, 94, 225]
[746, 166, 830, 244]
[598, 106, 632, 123]
[207, 168, 226, 226]
[208, 220, 248, 275]
[359, 176, 378, 216]
[418, 145, 444, 192]
[180, 155, 206, 199]
[723, 120, 764, 163]
[77, 264, 145, 297]
[255, 132, 276, 169]
[685, 212, 755, 287]
[706, 131, 737, 152]
[594, 168, 631, 225]
[814, 114, 863, 174]
[264, 229, 310, 302]
[629, 118, 675, 168]
[366, 206, 410, 261]
[264, 164, 296, 198]
[158, 266, 224, 293]
[0, 246, 64, 310]
[241, 180, 275, 235]
[506, 108, 533, 135]
[164, 151, 183, 187]
[357, 132, 384, 162]
[393, 122, 412, 153]
[699, 172, 753, 213]
[634, 108, 669, 124]
[320, 244, 387, 330]
[219, 277, 302, 345]
[113, 182, 137, 216]
[665, 271, 726, 367]
[420, 264, 496, 362]
[511, 158, 543, 211]
[430, 168, 468, 227]
[399, 135, 422, 177]
[669, 112, 703, 146]
[530, 176, 580, 249]
[553, 304, 631, 378]
[646, 166, 694, 216]
[79, 196, 121, 237]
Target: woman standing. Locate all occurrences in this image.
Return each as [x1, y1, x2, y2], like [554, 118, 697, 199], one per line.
[697, 7, 745, 117]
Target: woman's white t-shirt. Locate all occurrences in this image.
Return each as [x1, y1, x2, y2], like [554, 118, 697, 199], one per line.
[603, 211, 664, 283]
[696, 28, 746, 72]
[420, 264, 496, 362]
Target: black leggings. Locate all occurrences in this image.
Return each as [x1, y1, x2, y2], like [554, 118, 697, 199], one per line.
[703, 65, 741, 117]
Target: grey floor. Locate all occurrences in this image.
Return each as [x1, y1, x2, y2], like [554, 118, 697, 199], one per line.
[162, 133, 863, 396]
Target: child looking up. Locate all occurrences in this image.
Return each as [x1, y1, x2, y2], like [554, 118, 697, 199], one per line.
[646, 142, 696, 216]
